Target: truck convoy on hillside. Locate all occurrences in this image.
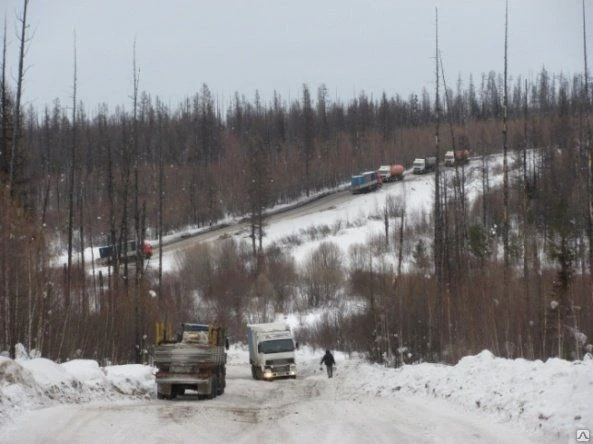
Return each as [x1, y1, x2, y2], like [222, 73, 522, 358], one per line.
[247, 322, 298, 380]
[377, 164, 405, 182]
[153, 322, 228, 399]
[444, 149, 470, 167]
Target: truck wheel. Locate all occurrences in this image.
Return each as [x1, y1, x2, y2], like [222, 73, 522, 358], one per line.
[251, 365, 258, 380]
[217, 374, 225, 395]
[208, 377, 218, 399]
[157, 392, 165, 400]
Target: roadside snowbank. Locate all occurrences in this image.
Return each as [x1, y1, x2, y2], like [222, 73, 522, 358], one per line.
[330, 350, 592, 441]
[1, 346, 591, 442]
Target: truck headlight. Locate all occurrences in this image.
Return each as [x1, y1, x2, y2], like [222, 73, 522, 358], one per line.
[263, 369, 273, 379]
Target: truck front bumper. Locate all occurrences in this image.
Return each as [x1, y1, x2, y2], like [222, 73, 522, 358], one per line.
[262, 364, 297, 379]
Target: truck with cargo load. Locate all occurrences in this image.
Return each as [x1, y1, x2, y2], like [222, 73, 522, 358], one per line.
[97, 239, 153, 265]
[444, 149, 470, 167]
[247, 322, 297, 380]
[153, 322, 228, 399]
[377, 164, 405, 182]
[412, 156, 437, 174]
[350, 170, 380, 194]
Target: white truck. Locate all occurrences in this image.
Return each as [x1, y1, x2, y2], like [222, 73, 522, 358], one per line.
[444, 149, 470, 167]
[412, 156, 437, 174]
[247, 322, 297, 380]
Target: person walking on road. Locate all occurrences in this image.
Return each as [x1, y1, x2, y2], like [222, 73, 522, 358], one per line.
[320, 349, 336, 378]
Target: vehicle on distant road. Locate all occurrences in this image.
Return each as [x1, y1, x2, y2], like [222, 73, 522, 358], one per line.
[444, 149, 470, 167]
[412, 156, 437, 174]
[350, 170, 380, 194]
[377, 164, 405, 182]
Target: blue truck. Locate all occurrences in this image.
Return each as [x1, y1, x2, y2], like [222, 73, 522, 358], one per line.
[350, 170, 380, 194]
[97, 239, 153, 264]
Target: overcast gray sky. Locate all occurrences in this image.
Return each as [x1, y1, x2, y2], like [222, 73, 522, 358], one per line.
[2, 0, 592, 113]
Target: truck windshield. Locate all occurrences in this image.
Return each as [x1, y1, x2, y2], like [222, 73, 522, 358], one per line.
[258, 339, 294, 354]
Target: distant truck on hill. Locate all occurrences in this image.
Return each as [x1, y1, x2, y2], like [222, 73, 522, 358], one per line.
[97, 239, 153, 265]
[412, 156, 437, 174]
[444, 149, 470, 167]
[377, 164, 405, 182]
[350, 170, 380, 194]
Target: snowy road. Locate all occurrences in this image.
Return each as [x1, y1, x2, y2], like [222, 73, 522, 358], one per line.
[1, 357, 543, 444]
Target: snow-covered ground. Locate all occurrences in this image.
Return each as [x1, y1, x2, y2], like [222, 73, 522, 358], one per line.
[0, 345, 591, 443]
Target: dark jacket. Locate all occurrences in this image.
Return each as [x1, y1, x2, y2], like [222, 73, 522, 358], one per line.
[320, 351, 335, 366]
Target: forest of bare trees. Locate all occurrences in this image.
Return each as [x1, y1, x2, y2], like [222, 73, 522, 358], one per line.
[1, 2, 592, 365]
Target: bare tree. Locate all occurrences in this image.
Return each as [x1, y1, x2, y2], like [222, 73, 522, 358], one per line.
[502, 0, 511, 343]
[246, 133, 270, 269]
[131, 39, 144, 363]
[302, 84, 315, 197]
[433, 7, 445, 359]
[5, 0, 30, 360]
[0, 18, 9, 178]
[582, 0, 593, 294]
[8, 0, 29, 199]
[59, 31, 77, 360]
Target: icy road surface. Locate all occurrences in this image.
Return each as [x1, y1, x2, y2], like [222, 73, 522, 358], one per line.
[1, 357, 542, 444]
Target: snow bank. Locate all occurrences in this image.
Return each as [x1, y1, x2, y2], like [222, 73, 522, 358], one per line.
[333, 350, 593, 442]
[1, 347, 592, 442]
[0, 356, 153, 426]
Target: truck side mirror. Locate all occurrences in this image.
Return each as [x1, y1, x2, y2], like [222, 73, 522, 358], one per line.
[225, 338, 230, 350]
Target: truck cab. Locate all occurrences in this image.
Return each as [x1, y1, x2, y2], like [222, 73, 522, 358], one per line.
[444, 151, 455, 166]
[247, 322, 297, 380]
[412, 158, 426, 174]
[377, 165, 392, 182]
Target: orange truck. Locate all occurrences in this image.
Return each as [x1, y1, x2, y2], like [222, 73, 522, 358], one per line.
[377, 164, 405, 182]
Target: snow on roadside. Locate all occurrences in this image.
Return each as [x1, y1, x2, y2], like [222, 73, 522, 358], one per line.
[1, 346, 592, 442]
[0, 355, 154, 426]
[215, 344, 593, 440]
[331, 350, 593, 442]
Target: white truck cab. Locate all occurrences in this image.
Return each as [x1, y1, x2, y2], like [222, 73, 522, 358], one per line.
[413, 158, 426, 174]
[444, 150, 455, 166]
[247, 322, 297, 380]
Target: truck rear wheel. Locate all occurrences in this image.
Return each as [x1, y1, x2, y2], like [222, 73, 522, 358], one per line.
[207, 377, 218, 399]
[217, 373, 225, 395]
